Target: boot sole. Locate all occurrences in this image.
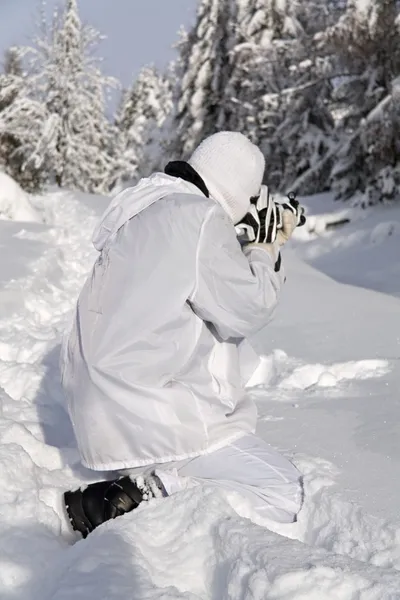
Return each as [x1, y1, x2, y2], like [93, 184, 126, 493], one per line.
[64, 489, 92, 539]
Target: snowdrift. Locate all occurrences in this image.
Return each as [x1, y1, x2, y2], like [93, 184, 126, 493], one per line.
[1, 182, 400, 599]
[0, 171, 41, 222]
[33, 488, 400, 600]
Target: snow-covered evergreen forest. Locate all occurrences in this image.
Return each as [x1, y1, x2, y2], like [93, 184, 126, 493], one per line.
[1, 0, 400, 205]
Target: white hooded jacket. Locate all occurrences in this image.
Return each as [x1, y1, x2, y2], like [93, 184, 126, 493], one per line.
[61, 173, 285, 471]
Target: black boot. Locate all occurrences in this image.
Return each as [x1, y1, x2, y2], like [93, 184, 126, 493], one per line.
[64, 474, 163, 538]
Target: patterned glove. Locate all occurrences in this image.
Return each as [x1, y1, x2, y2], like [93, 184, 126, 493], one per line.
[275, 192, 306, 230]
[236, 188, 306, 245]
[236, 185, 276, 244]
[274, 192, 306, 246]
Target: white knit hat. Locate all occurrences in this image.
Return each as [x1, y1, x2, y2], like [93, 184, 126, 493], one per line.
[188, 131, 265, 224]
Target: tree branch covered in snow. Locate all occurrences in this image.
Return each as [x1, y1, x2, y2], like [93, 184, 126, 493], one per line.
[114, 66, 173, 188]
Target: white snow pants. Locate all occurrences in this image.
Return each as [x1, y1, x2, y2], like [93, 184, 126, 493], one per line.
[125, 434, 303, 524]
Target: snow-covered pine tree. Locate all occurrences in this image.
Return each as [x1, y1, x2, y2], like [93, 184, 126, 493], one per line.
[1, 47, 23, 96]
[326, 0, 400, 204]
[222, 0, 303, 179]
[114, 66, 172, 187]
[28, 0, 118, 193]
[0, 48, 24, 166]
[169, 0, 237, 159]
[0, 47, 46, 191]
[224, 0, 336, 194]
[273, 0, 340, 195]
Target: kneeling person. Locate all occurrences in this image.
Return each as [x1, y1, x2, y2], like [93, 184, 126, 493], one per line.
[61, 131, 304, 538]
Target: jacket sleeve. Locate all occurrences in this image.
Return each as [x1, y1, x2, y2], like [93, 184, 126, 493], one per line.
[189, 205, 285, 340]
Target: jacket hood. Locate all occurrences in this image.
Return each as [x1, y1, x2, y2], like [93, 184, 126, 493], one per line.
[92, 173, 204, 251]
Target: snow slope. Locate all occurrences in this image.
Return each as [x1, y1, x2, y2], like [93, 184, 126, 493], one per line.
[1, 187, 400, 599]
[291, 192, 400, 298]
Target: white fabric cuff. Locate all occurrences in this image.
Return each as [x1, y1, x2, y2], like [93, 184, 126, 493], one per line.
[243, 242, 279, 262]
[243, 242, 285, 287]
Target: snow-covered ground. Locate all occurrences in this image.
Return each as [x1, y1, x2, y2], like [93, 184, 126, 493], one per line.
[1, 181, 400, 599]
[291, 192, 400, 298]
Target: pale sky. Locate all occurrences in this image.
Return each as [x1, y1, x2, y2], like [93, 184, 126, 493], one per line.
[0, 0, 197, 86]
